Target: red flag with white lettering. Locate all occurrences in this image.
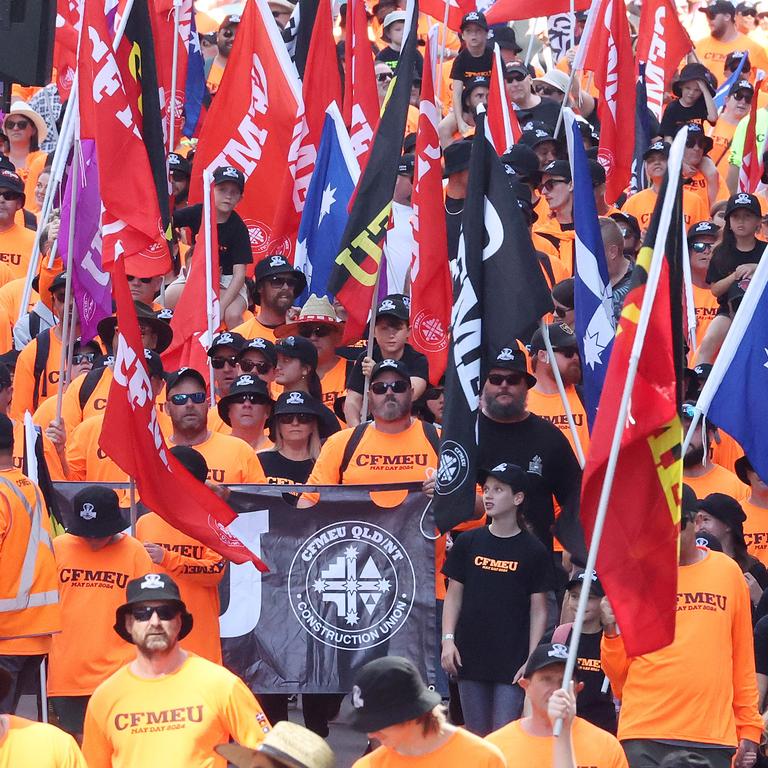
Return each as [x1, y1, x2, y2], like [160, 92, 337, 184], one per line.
[78, 0, 170, 275]
[486, 44, 520, 154]
[485, 0, 590, 23]
[739, 75, 764, 193]
[635, 0, 692, 120]
[410, 35, 451, 384]
[189, 0, 303, 263]
[100, 256, 267, 570]
[271, 0, 342, 256]
[581, 0, 636, 203]
[54, 0, 81, 100]
[420, 0, 476, 31]
[343, 0, 380, 170]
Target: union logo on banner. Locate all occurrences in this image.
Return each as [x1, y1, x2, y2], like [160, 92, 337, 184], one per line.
[411, 310, 448, 353]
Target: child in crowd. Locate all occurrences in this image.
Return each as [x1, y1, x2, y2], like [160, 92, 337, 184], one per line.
[450, 11, 492, 136]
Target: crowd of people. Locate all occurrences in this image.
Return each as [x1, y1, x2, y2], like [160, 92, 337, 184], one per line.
[1, 0, 768, 764]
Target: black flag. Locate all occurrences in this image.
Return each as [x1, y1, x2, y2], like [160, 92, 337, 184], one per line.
[433, 109, 553, 532]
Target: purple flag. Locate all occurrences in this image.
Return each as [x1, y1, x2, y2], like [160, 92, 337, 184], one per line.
[59, 139, 112, 342]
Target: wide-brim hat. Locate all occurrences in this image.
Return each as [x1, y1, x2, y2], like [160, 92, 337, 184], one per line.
[217, 374, 273, 426]
[6, 101, 48, 143]
[267, 390, 339, 441]
[67, 486, 128, 538]
[672, 63, 716, 97]
[216, 721, 336, 768]
[533, 69, 570, 95]
[98, 302, 173, 353]
[275, 294, 345, 338]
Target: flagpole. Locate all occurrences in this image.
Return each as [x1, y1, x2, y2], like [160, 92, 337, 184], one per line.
[202, 168, 217, 407]
[360, 261, 384, 422]
[680, 217, 697, 351]
[437, 4, 450, 92]
[524, 18, 538, 67]
[554, 126, 687, 736]
[168, 0, 181, 153]
[540, 320, 585, 468]
[129, 477, 138, 536]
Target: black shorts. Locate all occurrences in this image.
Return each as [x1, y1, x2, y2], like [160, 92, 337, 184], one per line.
[50, 695, 90, 735]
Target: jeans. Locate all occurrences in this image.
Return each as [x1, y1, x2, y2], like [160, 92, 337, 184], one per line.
[456, 678, 524, 736]
[622, 739, 737, 768]
[0, 654, 45, 714]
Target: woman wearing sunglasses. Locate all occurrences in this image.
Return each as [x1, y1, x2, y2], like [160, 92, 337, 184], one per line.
[2, 101, 48, 207]
[217, 374, 274, 451]
[236, 337, 278, 391]
[710, 79, 754, 179]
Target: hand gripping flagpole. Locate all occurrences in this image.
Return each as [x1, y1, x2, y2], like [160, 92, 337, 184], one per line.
[553, 125, 688, 736]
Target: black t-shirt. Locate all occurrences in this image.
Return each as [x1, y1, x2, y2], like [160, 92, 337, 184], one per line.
[376, 47, 424, 75]
[515, 98, 562, 134]
[706, 240, 765, 285]
[477, 412, 582, 549]
[346, 342, 429, 394]
[172, 203, 253, 275]
[659, 99, 708, 138]
[257, 451, 314, 484]
[754, 614, 768, 674]
[449, 46, 493, 84]
[446, 196, 464, 264]
[442, 526, 549, 681]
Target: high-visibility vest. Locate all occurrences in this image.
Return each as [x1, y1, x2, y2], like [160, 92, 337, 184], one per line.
[0, 470, 60, 641]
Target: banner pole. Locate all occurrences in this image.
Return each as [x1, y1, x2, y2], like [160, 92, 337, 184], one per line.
[202, 168, 217, 406]
[168, 0, 181, 153]
[437, 2, 450, 91]
[129, 477, 137, 536]
[540, 319, 585, 468]
[524, 18, 538, 67]
[360, 260, 384, 422]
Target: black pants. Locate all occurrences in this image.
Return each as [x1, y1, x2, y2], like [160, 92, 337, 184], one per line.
[0, 654, 44, 714]
[622, 739, 736, 768]
[257, 693, 344, 737]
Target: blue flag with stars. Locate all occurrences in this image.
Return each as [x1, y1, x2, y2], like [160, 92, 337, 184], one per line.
[182, 10, 206, 138]
[564, 109, 616, 431]
[697, 246, 768, 481]
[294, 104, 360, 300]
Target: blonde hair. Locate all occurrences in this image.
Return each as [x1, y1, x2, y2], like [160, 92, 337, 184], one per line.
[271, 421, 322, 460]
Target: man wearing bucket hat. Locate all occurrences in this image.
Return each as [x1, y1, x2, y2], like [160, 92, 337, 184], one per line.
[47, 487, 152, 739]
[348, 656, 505, 765]
[82, 573, 271, 767]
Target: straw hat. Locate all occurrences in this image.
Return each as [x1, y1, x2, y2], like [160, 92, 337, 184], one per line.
[216, 721, 336, 768]
[5, 101, 48, 144]
[275, 294, 344, 338]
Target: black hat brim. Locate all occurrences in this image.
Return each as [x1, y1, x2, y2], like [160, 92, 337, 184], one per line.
[348, 688, 441, 733]
[217, 390, 273, 427]
[97, 316, 173, 354]
[67, 512, 128, 539]
[114, 602, 194, 644]
[254, 269, 307, 306]
[734, 456, 753, 485]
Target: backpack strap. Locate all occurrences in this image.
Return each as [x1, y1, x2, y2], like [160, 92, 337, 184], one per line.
[79, 366, 107, 411]
[32, 329, 51, 411]
[420, 420, 441, 457]
[537, 253, 556, 288]
[338, 423, 370, 483]
[551, 622, 574, 645]
[28, 310, 41, 340]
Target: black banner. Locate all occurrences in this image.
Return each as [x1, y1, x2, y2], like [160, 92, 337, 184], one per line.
[53, 483, 436, 694]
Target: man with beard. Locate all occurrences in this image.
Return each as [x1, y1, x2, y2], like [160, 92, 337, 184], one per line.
[682, 402, 749, 503]
[206, 15, 240, 96]
[478, 345, 581, 551]
[233, 255, 307, 342]
[526, 323, 589, 458]
[82, 574, 271, 767]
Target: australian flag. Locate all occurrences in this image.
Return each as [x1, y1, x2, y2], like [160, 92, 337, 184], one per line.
[182, 10, 206, 137]
[564, 108, 615, 431]
[294, 103, 360, 300]
[695, 245, 768, 480]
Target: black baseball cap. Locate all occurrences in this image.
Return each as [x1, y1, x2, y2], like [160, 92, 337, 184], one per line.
[68, 486, 127, 539]
[212, 165, 245, 192]
[0, 168, 24, 197]
[520, 128, 557, 150]
[168, 152, 191, 177]
[685, 122, 713, 153]
[643, 140, 670, 160]
[610, 211, 641, 240]
[523, 642, 570, 678]
[274, 335, 318, 368]
[542, 159, 572, 183]
[529, 322, 578, 353]
[700, 0, 736, 14]
[253, 255, 307, 305]
[681, 483, 698, 524]
[460, 10, 488, 29]
[143, 349, 164, 380]
[371, 358, 410, 382]
[48, 272, 67, 293]
[349, 656, 441, 732]
[165, 367, 207, 394]
[687, 220, 720, 241]
[238, 336, 278, 366]
[376, 293, 410, 322]
[725, 191, 761, 217]
[588, 159, 606, 187]
[488, 345, 537, 388]
[207, 331, 247, 356]
[477, 462, 528, 492]
[114, 574, 193, 643]
[217, 373, 273, 426]
[728, 78, 754, 97]
[505, 61, 531, 80]
[736, 2, 757, 13]
[397, 153, 415, 177]
[464, 75, 490, 102]
[501, 144, 541, 183]
[566, 569, 605, 597]
[726, 51, 751, 73]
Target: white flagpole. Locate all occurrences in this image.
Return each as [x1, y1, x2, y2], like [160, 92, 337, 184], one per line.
[540, 319, 586, 468]
[202, 168, 217, 407]
[168, 0, 182, 153]
[554, 125, 688, 736]
[524, 18, 538, 67]
[437, 2, 451, 90]
[129, 477, 138, 536]
[680, 217, 697, 351]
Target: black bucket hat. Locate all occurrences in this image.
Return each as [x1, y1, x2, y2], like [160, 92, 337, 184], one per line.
[268, 390, 339, 440]
[672, 63, 717, 97]
[253, 255, 307, 305]
[114, 574, 193, 643]
[217, 373, 273, 426]
[97, 301, 174, 353]
[68, 486, 127, 538]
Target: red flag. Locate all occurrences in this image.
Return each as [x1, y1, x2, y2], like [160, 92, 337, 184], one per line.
[580, 179, 683, 657]
[410, 35, 451, 384]
[486, 44, 520, 154]
[581, 0, 636, 203]
[100, 256, 267, 570]
[189, 0, 302, 263]
[343, 0, 380, 170]
[162, 177, 220, 372]
[486, 0, 590, 23]
[271, 0, 342, 256]
[420, 0, 476, 31]
[78, 0, 170, 276]
[635, 0, 693, 120]
[54, 0, 81, 100]
[739, 76, 764, 193]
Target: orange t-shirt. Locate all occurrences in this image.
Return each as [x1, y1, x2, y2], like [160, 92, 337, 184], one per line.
[602, 549, 763, 745]
[486, 716, 628, 768]
[0, 716, 87, 768]
[67, 413, 128, 483]
[709, 118, 738, 178]
[11, 418, 65, 481]
[354, 727, 506, 768]
[82, 656, 271, 768]
[206, 60, 225, 95]
[684, 462, 750, 503]
[0, 276, 38, 321]
[9, 330, 62, 420]
[685, 170, 730, 210]
[622, 187, 709, 234]
[231, 316, 280, 342]
[61, 369, 114, 436]
[527, 386, 590, 459]
[692, 284, 719, 353]
[207, 407, 232, 435]
[48, 533, 153, 696]
[695, 33, 768, 76]
[710, 430, 743, 474]
[0, 223, 36, 282]
[135, 512, 225, 664]
[0, 304, 11, 355]
[743, 499, 768, 568]
[168, 431, 264, 484]
[320, 356, 348, 418]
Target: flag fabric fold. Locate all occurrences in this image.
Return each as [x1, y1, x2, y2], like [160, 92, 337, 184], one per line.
[486, 0, 590, 24]
[739, 76, 765, 193]
[419, 0, 476, 31]
[182, 8, 207, 138]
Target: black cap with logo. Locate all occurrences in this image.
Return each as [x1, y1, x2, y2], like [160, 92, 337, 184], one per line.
[212, 165, 245, 192]
[68, 486, 127, 538]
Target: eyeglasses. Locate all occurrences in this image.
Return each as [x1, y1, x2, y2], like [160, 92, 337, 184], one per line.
[266, 275, 298, 289]
[539, 178, 568, 193]
[535, 85, 559, 97]
[169, 391, 207, 405]
[377, 72, 394, 83]
[505, 72, 527, 83]
[277, 412, 316, 424]
[211, 355, 238, 369]
[554, 347, 578, 358]
[691, 241, 714, 253]
[370, 379, 409, 395]
[553, 304, 570, 318]
[130, 605, 180, 622]
[72, 353, 96, 365]
[298, 325, 333, 338]
[230, 392, 266, 405]
[0, 191, 21, 201]
[4, 119, 30, 130]
[487, 372, 525, 386]
[732, 92, 753, 103]
[238, 358, 272, 374]
[127, 275, 153, 283]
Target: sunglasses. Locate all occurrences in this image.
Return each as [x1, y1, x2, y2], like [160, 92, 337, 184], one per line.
[4, 118, 30, 130]
[487, 372, 525, 386]
[127, 274, 153, 283]
[53, 292, 67, 303]
[238, 358, 272, 374]
[553, 305, 570, 318]
[211, 355, 238, 369]
[539, 178, 568, 193]
[377, 72, 394, 83]
[685, 138, 707, 149]
[266, 275, 298, 289]
[72, 353, 96, 365]
[691, 241, 714, 253]
[277, 412, 316, 424]
[505, 72, 527, 83]
[370, 379, 409, 395]
[230, 392, 266, 405]
[169, 391, 207, 405]
[298, 325, 334, 339]
[130, 605, 180, 622]
[424, 387, 444, 401]
[0, 191, 21, 201]
[732, 92, 753, 103]
[535, 85, 559, 97]
[554, 347, 578, 358]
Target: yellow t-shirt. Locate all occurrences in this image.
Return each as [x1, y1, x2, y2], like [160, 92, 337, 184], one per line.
[82, 655, 271, 768]
[0, 716, 87, 768]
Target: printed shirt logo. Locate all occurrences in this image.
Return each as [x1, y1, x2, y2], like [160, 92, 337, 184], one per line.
[270, 255, 287, 267]
[286, 392, 305, 405]
[236, 375, 255, 386]
[289, 522, 416, 650]
[529, 455, 543, 475]
[352, 685, 365, 709]
[140, 574, 165, 589]
[80, 502, 96, 520]
[435, 440, 470, 495]
[378, 299, 396, 312]
[549, 643, 569, 659]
